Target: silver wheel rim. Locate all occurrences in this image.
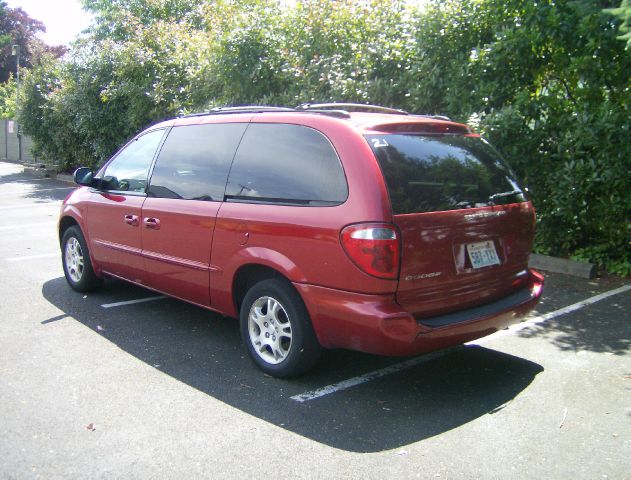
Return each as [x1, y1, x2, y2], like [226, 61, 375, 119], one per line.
[64, 237, 84, 283]
[247, 296, 293, 365]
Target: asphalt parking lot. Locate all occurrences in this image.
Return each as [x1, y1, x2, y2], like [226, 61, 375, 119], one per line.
[1, 160, 630, 479]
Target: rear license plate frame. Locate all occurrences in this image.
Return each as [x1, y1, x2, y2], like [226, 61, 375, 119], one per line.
[466, 240, 501, 269]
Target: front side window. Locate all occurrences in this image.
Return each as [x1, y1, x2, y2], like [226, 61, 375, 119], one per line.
[148, 123, 247, 201]
[99, 129, 165, 192]
[225, 124, 348, 205]
[366, 134, 527, 214]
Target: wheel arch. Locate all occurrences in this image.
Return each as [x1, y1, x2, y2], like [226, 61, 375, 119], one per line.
[232, 263, 289, 315]
[58, 215, 80, 245]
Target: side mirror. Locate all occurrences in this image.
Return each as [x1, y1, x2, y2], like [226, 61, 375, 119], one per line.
[73, 167, 94, 186]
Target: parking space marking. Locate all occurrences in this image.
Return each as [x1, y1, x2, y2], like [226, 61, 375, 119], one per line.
[0, 187, 74, 197]
[6, 253, 58, 262]
[474, 283, 631, 345]
[291, 348, 460, 403]
[0, 202, 61, 211]
[291, 284, 631, 402]
[0, 222, 57, 231]
[101, 296, 168, 309]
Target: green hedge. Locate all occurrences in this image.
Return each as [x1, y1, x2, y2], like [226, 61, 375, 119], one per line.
[16, 0, 631, 275]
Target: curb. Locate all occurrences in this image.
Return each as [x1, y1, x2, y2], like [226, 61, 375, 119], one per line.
[56, 173, 74, 184]
[21, 162, 75, 184]
[529, 253, 596, 279]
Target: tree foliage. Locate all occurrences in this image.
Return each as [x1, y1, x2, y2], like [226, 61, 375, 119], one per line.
[606, 0, 631, 48]
[16, 0, 631, 275]
[0, 74, 15, 117]
[0, 1, 67, 83]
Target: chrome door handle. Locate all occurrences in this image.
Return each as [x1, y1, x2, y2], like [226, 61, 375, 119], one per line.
[124, 214, 139, 226]
[143, 217, 161, 230]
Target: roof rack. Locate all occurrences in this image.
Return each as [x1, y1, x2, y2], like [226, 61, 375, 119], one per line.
[182, 106, 295, 118]
[296, 103, 408, 115]
[409, 114, 453, 122]
[179, 104, 450, 121]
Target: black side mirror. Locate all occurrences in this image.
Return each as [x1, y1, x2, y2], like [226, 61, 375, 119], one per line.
[73, 167, 94, 187]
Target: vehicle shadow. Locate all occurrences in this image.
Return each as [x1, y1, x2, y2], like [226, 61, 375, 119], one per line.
[42, 277, 543, 453]
[518, 303, 630, 355]
[517, 272, 631, 355]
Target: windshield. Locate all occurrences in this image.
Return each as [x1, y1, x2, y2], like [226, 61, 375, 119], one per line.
[366, 134, 527, 214]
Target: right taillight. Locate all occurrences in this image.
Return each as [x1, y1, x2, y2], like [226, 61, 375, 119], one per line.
[340, 223, 400, 279]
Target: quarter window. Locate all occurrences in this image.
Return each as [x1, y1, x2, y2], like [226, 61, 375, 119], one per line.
[100, 129, 165, 192]
[225, 124, 348, 205]
[148, 123, 247, 201]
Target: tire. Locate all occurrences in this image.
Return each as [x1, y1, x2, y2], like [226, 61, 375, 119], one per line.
[61, 225, 102, 293]
[240, 278, 321, 377]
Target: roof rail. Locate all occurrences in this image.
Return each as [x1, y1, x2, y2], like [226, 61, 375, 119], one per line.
[297, 103, 408, 115]
[211, 106, 296, 114]
[182, 106, 295, 118]
[300, 109, 351, 119]
[409, 114, 453, 122]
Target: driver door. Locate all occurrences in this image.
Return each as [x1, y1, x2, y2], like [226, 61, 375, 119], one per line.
[86, 128, 166, 284]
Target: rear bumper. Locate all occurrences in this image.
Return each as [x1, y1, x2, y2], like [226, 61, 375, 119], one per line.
[295, 269, 544, 356]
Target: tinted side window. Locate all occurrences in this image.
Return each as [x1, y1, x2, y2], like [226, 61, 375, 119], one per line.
[148, 123, 247, 201]
[225, 124, 347, 205]
[100, 129, 165, 192]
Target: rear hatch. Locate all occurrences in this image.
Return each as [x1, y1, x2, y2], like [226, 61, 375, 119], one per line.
[365, 125, 536, 318]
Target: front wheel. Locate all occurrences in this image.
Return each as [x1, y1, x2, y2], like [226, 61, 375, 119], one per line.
[61, 225, 102, 292]
[240, 278, 321, 377]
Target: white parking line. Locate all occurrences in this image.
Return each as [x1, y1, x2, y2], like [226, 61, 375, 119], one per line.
[0, 187, 74, 197]
[101, 296, 168, 309]
[290, 348, 461, 403]
[6, 253, 58, 262]
[291, 284, 631, 402]
[0, 222, 57, 231]
[0, 202, 61, 211]
[474, 284, 631, 344]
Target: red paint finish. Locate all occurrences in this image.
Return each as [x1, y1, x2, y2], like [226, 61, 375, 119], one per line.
[141, 197, 219, 306]
[394, 202, 536, 316]
[296, 269, 543, 355]
[85, 191, 147, 284]
[59, 108, 544, 361]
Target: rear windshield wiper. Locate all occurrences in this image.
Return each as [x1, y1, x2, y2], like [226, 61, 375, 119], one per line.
[488, 190, 523, 204]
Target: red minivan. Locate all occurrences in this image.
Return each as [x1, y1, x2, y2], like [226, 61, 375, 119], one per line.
[59, 104, 543, 377]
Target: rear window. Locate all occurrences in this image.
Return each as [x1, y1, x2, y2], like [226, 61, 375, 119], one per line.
[366, 134, 527, 214]
[225, 124, 348, 205]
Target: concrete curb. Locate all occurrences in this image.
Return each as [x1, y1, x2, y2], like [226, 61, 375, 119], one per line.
[56, 173, 75, 184]
[529, 253, 596, 279]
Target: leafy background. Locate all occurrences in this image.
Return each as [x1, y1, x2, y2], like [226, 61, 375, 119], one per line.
[2, 0, 630, 275]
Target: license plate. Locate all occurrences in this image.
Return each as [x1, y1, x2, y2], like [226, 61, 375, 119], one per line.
[466, 241, 500, 269]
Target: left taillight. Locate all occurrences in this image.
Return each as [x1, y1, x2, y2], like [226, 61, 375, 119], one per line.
[340, 223, 400, 279]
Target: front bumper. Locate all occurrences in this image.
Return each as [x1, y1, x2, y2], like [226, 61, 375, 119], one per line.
[295, 269, 544, 356]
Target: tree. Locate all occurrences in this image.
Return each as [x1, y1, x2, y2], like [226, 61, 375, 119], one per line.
[16, 0, 631, 274]
[0, 74, 15, 117]
[606, 0, 631, 48]
[0, 1, 67, 83]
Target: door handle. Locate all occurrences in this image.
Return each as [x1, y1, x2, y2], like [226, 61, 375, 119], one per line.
[143, 217, 161, 230]
[124, 214, 139, 226]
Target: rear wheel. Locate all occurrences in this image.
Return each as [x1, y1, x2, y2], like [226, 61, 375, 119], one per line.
[61, 226, 101, 292]
[240, 278, 321, 377]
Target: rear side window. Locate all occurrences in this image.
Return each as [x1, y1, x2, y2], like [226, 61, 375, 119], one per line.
[225, 124, 347, 205]
[148, 123, 247, 201]
[366, 134, 527, 214]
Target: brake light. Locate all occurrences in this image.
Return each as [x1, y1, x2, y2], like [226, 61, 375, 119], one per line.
[340, 224, 400, 279]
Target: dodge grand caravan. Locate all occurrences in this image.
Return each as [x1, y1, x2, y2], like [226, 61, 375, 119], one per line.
[59, 103, 544, 377]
